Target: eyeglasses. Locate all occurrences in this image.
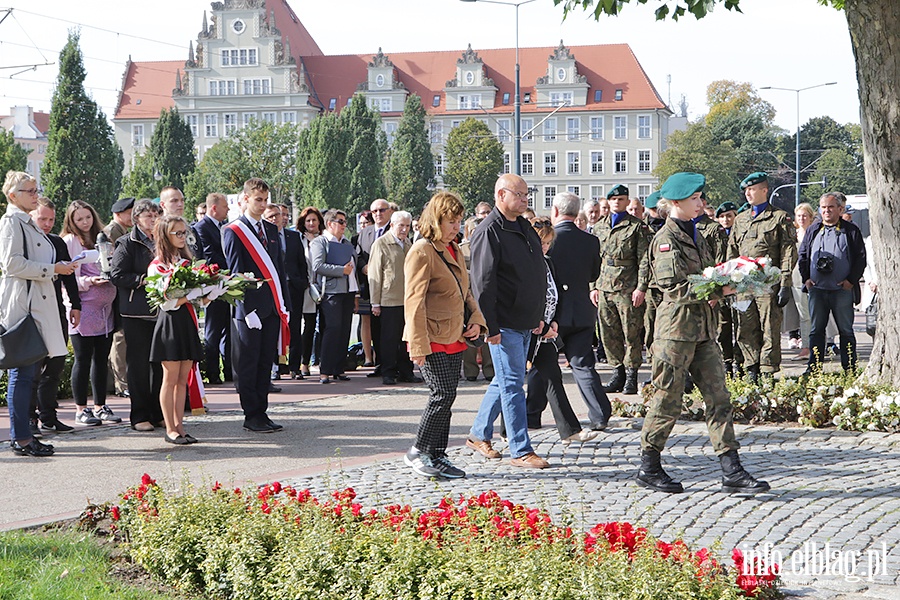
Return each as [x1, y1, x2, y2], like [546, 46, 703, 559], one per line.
[371, 208, 390, 213]
[332, 219, 347, 225]
[502, 188, 530, 200]
[532, 221, 553, 228]
[18, 188, 38, 196]
[169, 230, 188, 238]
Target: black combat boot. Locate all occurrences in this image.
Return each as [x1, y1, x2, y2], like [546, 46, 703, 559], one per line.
[636, 449, 684, 493]
[724, 360, 734, 379]
[684, 373, 695, 394]
[604, 365, 626, 393]
[719, 449, 770, 494]
[746, 363, 760, 384]
[623, 368, 638, 394]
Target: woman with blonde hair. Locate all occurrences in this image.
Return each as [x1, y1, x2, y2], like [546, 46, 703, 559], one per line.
[1, 171, 75, 456]
[403, 191, 486, 478]
[790, 203, 817, 360]
[148, 215, 204, 444]
[61, 200, 120, 426]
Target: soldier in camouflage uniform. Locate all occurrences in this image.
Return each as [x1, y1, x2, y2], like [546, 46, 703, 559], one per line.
[642, 192, 665, 364]
[590, 185, 650, 395]
[727, 172, 797, 381]
[637, 172, 769, 495]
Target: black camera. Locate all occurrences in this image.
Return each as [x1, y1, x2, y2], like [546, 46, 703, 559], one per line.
[816, 254, 834, 274]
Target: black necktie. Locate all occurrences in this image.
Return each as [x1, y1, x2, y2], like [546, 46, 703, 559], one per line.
[376, 226, 385, 239]
[256, 222, 265, 244]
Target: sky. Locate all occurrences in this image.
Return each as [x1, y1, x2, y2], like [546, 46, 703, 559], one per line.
[0, 0, 859, 132]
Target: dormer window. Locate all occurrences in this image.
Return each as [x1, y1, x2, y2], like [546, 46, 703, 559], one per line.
[594, 90, 602, 102]
[328, 98, 337, 110]
[524, 92, 531, 103]
[502, 92, 510, 105]
[375, 74, 385, 88]
[432, 95, 441, 107]
[557, 68, 566, 82]
[615, 89, 623, 101]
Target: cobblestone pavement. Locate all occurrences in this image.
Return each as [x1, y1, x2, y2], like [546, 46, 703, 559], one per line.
[278, 388, 900, 599]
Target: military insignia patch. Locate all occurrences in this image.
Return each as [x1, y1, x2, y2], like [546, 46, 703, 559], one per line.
[659, 243, 671, 252]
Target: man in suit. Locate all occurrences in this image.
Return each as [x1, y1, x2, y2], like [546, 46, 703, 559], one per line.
[548, 192, 611, 430]
[264, 203, 309, 380]
[356, 198, 394, 376]
[161, 186, 204, 260]
[223, 178, 290, 433]
[195, 192, 232, 384]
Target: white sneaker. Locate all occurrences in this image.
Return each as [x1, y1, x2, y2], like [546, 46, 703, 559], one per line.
[76, 409, 102, 426]
[93, 405, 122, 423]
[562, 429, 600, 446]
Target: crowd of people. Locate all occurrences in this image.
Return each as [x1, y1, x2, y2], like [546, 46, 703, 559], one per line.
[1, 168, 868, 495]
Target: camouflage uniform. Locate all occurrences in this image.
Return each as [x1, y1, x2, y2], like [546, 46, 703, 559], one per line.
[641, 219, 738, 455]
[727, 205, 797, 373]
[591, 214, 650, 369]
[642, 214, 666, 357]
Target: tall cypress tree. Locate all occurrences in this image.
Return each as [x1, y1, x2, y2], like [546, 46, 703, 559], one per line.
[341, 95, 386, 216]
[150, 107, 196, 192]
[43, 31, 123, 218]
[387, 95, 434, 215]
[297, 113, 349, 210]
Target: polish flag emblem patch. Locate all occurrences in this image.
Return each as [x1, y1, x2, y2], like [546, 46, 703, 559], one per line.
[659, 243, 671, 252]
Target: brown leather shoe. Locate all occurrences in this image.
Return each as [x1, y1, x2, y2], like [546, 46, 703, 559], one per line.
[466, 437, 501, 460]
[510, 452, 550, 469]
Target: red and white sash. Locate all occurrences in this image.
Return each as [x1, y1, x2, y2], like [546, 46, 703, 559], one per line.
[225, 219, 290, 358]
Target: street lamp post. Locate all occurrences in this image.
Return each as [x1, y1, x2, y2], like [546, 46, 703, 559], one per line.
[461, 0, 536, 176]
[760, 82, 837, 207]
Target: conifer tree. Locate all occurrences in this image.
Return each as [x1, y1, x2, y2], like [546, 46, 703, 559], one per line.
[443, 118, 503, 211]
[150, 107, 196, 192]
[387, 95, 434, 215]
[341, 95, 386, 216]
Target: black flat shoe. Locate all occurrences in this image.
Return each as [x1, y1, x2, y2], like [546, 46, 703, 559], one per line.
[11, 440, 54, 457]
[183, 434, 199, 444]
[335, 374, 351, 381]
[164, 433, 190, 445]
[319, 377, 331, 384]
[291, 372, 305, 380]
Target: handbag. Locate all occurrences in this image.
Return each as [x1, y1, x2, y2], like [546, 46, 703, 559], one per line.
[308, 281, 323, 304]
[0, 222, 49, 369]
[865, 293, 877, 337]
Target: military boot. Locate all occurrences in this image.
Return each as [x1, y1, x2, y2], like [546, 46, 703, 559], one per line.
[636, 449, 684, 493]
[604, 365, 626, 393]
[719, 449, 770, 494]
[623, 368, 638, 395]
[724, 360, 734, 379]
[746, 363, 760, 384]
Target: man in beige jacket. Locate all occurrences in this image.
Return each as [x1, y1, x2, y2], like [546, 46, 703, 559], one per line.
[368, 210, 422, 385]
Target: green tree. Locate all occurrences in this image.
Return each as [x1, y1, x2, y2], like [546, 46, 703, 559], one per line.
[706, 80, 776, 125]
[653, 122, 742, 205]
[121, 151, 161, 200]
[341, 95, 386, 216]
[555, 0, 900, 385]
[295, 113, 349, 211]
[804, 147, 866, 202]
[443, 118, 503, 211]
[42, 31, 123, 218]
[185, 120, 298, 214]
[150, 107, 196, 192]
[386, 95, 435, 215]
[0, 129, 28, 179]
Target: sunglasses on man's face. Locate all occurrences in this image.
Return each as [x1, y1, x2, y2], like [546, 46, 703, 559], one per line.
[332, 219, 347, 226]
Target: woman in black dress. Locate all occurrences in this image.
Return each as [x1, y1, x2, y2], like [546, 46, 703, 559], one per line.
[149, 215, 204, 445]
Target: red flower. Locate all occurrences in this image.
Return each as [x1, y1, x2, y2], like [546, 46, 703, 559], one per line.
[271, 481, 282, 494]
[212, 481, 222, 492]
[261, 502, 271, 514]
[110, 506, 120, 521]
[141, 473, 155, 486]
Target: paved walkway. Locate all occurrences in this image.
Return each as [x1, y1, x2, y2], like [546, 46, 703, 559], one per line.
[2, 322, 896, 599]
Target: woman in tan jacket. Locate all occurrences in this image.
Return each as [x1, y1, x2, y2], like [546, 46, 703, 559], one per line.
[403, 192, 486, 479]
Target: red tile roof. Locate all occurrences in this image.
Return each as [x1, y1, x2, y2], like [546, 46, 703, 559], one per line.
[32, 112, 50, 135]
[267, 0, 322, 57]
[115, 60, 181, 120]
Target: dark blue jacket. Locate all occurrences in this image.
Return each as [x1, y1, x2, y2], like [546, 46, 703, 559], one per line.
[223, 215, 290, 319]
[799, 218, 866, 304]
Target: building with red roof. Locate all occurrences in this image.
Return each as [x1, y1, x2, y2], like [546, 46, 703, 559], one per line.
[113, 0, 675, 208]
[1, 106, 51, 185]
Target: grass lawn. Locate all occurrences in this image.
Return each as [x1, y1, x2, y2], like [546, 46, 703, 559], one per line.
[0, 528, 185, 600]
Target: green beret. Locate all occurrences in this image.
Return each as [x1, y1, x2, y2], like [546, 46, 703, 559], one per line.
[660, 172, 705, 201]
[715, 201, 738, 218]
[740, 171, 768, 190]
[644, 191, 661, 209]
[607, 184, 629, 198]
[737, 202, 751, 214]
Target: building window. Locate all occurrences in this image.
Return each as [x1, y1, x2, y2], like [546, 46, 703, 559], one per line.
[186, 114, 198, 137]
[497, 118, 511, 143]
[544, 152, 557, 176]
[523, 92, 531, 103]
[204, 114, 218, 138]
[590, 185, 604, 202]
[503, 153, 511, 174]
[451, 119, 462, 130]
[369, 97, 392, 112]
[590, 151, 604, 174]
[543, 118, 557, 142]
[262, 112, 277, 123]
[432, 95, 441, 107]
[638, 150, 651, 174]
[521, 118, 534, 142]
[434, 154, 444, 177]
[590, 116, 604, 141]
[544, 186, 556, 209]
[430, 121, 443, 144]
[614, 150, 627, 174]
[209, 79, 237, 96]
[465, 71, 475, 85]
[638, 184, 651, 201]
[385, 122, 397, 145]
[224, 113, 238, 135]
[375, 74, 385, 88]
[458, 94, 481, 109]
[567, 151, 580, 175]
[242, 113, 257, 127]
[550, 91, 573, 107]
[614, 116, 627, 139]
[567, 185, 580, 197]
[502, 92, 510, 105]
[243, 78, 271, 95]
[615, 89, 623, 101]
[132, 124, 144, 147]
[567, 117, 580, 141]
[222, 48, 258, 66]
[282, 111, 297, 125]
[594, 89, 602, 102]
[521, 152, 534, 176]
[638, 115, 652, 139]
[328, 98, 337, 110]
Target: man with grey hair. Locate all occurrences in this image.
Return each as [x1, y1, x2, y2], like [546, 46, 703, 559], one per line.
[546, 192, 611, 430]
[368, 210, 421, 385]
[582, 199, 601, 229]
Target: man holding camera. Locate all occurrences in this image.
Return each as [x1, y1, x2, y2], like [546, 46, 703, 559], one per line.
[727, 172, 797, 380]
[799, 192, 866, 374]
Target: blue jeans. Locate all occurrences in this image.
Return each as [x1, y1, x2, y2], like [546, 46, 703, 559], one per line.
[8, 361, 40, 442]
[808, 287, 856, 371]
[469, 328, 534, 458]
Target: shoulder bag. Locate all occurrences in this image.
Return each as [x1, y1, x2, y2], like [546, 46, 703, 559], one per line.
[865, 293, 877, 337]
[0, 221, 49, 369]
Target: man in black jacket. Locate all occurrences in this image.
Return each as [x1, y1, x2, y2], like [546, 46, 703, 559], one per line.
[195, 193, 232, 383]
[548, 192, 611, 429]
[799, 192, 866, 373]
[468, 174, 550, 469]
